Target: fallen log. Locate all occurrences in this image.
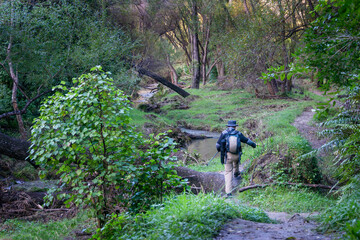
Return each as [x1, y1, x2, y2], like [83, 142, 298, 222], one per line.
[136, 67, 190, 98]
[174, 166, 225, 193]
[28, 208, 69, 212]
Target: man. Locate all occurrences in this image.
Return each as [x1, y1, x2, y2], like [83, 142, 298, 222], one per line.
[216, 120, 256, 197]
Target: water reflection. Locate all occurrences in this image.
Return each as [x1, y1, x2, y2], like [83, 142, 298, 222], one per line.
[187, 138, 219, 161]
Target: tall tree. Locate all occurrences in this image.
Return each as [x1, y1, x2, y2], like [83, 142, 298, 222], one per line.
[190, 0, 201, 89]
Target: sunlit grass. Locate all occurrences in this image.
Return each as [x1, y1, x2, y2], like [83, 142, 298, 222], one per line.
[0, 211, 96, 240]
[237, 185, 337, 214]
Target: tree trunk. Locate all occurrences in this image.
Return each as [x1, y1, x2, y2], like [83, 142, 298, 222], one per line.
[216, 45, 225, 80]
[267, 81, 275, 96]
[242, 0, 250, 15]
[271, 79, 279, 94]
[191, 0, 201, 89]
[201, 20, 211, 85]
[9, 60, 27, 140]
[166, 54, 178, 85]
[278, 0, 289, 94]
[7, 1, 27, 140]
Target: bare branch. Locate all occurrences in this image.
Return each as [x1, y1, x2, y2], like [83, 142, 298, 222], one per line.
[0, 89, 53, 119]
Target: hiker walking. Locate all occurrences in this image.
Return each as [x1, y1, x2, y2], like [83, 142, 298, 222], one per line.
[216, 120, 256, 197]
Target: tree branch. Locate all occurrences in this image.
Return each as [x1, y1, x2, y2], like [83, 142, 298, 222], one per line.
[0, 89, 53, 119]
[135, 66, 190, 98]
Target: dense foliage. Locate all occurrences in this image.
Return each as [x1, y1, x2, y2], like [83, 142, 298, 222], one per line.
[318, 87, 360, 235]
[0, 0, 137, 130]
[301, 0, 360, 235]
[303, 0, 360, 88]
[29, 67, 183, 227]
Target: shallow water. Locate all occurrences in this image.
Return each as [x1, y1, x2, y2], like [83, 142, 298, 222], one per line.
[181, 128, 220, 162]
[180, 128, 220, 138]
[187, 138, 219, 162]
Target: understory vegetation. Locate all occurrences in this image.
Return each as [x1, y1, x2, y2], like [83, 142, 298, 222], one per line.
[92, 193, 272, 240]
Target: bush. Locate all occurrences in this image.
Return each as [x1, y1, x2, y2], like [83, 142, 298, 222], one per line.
[345, 219, 360, 240]
[30, 67, 183, 227]
[319, 177, 360, 232]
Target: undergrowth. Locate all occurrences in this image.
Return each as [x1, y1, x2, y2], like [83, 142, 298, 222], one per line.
[92, 193, 272, 240]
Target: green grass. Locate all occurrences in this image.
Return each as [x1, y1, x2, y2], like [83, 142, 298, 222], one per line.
[93, 193, 272, 240]
[0, 211, 96, 240]
[237, 185, 337, 214]
[129, 108, 171, 127]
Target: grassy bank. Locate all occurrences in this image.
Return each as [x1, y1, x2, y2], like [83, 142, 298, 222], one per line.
[0, 211, 95, 240]
[237, 185, 337, 214]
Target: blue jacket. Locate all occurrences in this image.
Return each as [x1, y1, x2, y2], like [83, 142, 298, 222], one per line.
[216, 127, 256, 153]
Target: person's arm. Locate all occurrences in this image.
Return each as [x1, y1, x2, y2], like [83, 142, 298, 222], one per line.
[216, 133, 225, 152]
[239, 133, 256, 148]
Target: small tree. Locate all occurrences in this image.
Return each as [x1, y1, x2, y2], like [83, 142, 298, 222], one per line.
[30, 67, 182, 227]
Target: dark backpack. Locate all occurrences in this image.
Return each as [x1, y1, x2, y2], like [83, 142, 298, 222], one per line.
[225, 130, 241, 154]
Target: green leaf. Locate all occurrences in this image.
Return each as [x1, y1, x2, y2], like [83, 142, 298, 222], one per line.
[287, 73, 293, 80]
[280, 73, 286, 81]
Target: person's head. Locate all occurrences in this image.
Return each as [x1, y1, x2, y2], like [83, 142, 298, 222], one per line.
[226, 120, 238, 129]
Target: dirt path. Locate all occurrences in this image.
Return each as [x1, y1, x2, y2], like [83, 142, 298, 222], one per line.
[215, 212, 332, 240]
[291, 107, 328, 149]
[214, 104, 337, 240]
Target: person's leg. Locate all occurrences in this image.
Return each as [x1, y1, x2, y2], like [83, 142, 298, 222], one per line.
[233, 156, 241, 177]
[225, 153, 237, 194]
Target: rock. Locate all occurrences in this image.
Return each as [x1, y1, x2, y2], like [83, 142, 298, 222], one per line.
[11, 180, 58, 192]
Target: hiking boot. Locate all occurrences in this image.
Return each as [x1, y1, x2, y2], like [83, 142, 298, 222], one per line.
[226, 193, 233, 198]
[234, 172, 241, 178]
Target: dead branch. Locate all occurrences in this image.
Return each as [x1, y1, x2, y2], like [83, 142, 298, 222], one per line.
[135, 67, 190, 98]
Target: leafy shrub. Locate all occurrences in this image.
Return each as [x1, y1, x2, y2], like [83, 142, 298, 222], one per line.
[315, 86, 360, 231]
[319, 177, 360, 232]
[30, 67, 183, 227]
[345, 219, 360, 240]
[92, 193, 271, 240]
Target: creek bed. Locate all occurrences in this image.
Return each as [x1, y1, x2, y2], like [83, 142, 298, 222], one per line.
[181, 128, 220, 162]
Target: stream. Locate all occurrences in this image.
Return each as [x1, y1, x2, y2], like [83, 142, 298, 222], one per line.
[133, 84, 221, 161]
[180, 128, 220, 162]
[133, 83, 158, 105]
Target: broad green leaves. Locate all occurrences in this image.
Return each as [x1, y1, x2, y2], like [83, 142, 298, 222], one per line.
[30, 68, 182, 227]
[259, 65, 295, 84]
